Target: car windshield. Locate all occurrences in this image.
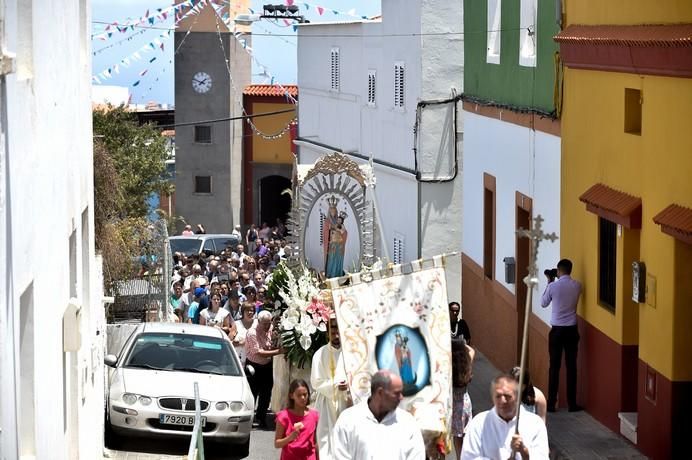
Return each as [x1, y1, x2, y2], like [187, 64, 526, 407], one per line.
[169, 238, 202, 256]
[123, 332, 241, 377]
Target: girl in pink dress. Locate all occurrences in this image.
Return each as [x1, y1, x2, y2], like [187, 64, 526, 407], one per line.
[274, 379, 319, 460]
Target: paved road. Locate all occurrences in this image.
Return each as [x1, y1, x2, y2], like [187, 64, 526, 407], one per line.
[105, 425, 279, 460]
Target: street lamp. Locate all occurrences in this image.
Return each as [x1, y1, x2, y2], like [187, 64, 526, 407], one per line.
[234, 4, 309, 26]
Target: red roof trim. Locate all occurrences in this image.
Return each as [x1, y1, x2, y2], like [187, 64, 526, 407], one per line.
[243, 84, 298, 97]
[555, 24, 692, 78]
[579, 183, 642, 229]
[653, 204, 692, 245]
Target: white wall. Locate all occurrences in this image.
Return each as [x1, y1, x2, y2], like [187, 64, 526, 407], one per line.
[297, 0, 464, 271]
[0, 0, 105, 458]
[462, 112, 560, 324]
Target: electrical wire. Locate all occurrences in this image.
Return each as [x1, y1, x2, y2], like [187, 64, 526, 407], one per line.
[155, 107, 296, 128]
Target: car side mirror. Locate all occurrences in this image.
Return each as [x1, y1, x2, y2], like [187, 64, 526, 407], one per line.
[104, 354, 118, 368]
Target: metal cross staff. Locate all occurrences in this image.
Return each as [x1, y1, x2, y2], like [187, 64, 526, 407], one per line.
[510, 215, 558, 459]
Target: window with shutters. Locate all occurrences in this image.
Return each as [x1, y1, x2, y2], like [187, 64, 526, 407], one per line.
[598, 217, 617, 311]
[330, 48, 340, 91]
[519, 0, 537, 67]
[367, 70, 376, 106]
[487, 0, 502, 64]
[194, 125, 212, 144]
[194, 176, 212, 194]
[393, 233, 405, 265]
[394, 63, 405, 109]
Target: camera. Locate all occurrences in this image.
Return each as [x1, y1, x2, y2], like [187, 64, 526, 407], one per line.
[544, 268, 558, 280]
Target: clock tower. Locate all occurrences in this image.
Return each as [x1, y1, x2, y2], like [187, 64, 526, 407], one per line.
[174, 0, 251, 233]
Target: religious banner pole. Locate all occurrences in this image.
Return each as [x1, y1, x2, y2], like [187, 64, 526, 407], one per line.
[510, 215, 557, 459]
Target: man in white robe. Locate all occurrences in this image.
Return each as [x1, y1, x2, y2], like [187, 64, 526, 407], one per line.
[311, 315, 351, 460]
[461, 374, 549, 460]
[333, 370, 425, 460]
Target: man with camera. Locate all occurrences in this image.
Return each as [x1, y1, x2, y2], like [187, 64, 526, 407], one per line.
[541, 259, 582, 413]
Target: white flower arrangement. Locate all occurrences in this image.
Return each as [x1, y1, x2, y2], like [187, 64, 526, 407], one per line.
[266, 263, 329, 368]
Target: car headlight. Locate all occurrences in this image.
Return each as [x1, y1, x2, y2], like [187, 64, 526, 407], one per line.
[139, 396, 152, 406]
[229, 401, 245, 412]
[122, 393, 138, 405]
[215, 402, 228, 411]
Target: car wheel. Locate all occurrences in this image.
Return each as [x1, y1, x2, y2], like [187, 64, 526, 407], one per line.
[228, 438, 250, 459]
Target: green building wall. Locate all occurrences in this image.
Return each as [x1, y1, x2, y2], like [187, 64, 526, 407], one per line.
[463, 0, 560, 113]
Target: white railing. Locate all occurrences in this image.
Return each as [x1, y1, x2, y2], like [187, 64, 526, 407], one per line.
[187, 382, 205, 460]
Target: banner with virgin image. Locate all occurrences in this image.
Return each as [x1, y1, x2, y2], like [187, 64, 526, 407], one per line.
[330, 261, 452, 435]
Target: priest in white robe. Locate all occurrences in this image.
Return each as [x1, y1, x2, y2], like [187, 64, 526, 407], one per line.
[461, 374, 549, 460]
[311, 315, 351, 460]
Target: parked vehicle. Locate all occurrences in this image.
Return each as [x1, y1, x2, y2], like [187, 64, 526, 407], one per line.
[105, 323, 253, 456]
[169, 234, 240, 256]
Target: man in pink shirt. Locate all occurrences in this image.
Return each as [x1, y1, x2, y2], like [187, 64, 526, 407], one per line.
[245, 310, 282, 429]
[541, 258, 582, 412]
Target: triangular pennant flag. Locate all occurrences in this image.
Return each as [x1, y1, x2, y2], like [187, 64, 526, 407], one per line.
[149, 57, 157, 63]
[292, 24, 298, 32]
[283, 19, 291, 26]
[304, 3, 309, 10]
[333, 9, 338, 15]
[317, 6, 324, 15]
[286, 0, 294, 5]
[160, 43, 165, 51]
[139, 69, 148, 76]
[145, 9, 149, 18]
[133, 80, 141, 86]
[148, 17, 155, 24]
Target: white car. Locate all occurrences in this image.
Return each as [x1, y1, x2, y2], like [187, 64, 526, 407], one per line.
[105, 323, 254, 457]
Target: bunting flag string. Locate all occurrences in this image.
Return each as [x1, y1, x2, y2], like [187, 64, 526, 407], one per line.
[92, 3, 177, 41]
[92, 0, 208, 84]
[212, 8, 297, 140]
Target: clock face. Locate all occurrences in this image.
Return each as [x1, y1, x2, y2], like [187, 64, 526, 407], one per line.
[192, 72, 212, 94]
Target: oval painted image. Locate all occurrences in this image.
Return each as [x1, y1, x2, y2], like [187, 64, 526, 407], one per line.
[375, 325, 430, 396]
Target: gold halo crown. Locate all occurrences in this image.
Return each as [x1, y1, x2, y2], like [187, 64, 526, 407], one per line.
[327, 195, 340, 208]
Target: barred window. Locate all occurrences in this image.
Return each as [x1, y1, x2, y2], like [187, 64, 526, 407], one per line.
[394, 63, 405, 108]
[598, 217, 617, 311]
[367, 70, 376, 106]
[330, 48, 340, 91]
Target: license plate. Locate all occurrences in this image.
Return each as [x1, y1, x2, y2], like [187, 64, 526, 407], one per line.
[159, 414, 206, 427]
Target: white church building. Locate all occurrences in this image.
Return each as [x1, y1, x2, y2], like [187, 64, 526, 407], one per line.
[295, 0, 464, 298]
[1, 1, 106, 458]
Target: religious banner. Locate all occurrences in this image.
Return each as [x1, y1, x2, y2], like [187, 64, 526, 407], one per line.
[330, 260, 453, 449]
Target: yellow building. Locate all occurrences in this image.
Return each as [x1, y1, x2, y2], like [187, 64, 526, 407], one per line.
[555, 2, 692, 458]
[242, 85, 298, 226]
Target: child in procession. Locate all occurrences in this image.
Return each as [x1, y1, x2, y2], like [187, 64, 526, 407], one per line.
[275, 379, 320, 460]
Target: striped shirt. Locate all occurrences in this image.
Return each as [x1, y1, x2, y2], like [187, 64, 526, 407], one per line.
[244, 323, 274, 365]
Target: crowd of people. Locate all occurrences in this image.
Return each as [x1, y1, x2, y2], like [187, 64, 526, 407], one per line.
[166, 222, 577, 459]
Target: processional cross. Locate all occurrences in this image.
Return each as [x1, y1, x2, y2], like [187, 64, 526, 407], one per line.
[511, 215, 558, 458]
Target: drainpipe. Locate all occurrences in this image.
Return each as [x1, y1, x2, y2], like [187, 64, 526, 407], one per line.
[0, 0, 19, 456]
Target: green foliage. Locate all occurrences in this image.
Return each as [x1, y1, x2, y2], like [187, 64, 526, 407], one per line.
[93, 105, 169, 218]
[93, 105, 170, 288]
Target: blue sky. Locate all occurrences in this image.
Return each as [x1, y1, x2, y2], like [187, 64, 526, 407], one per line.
[92, 0, 381, 105]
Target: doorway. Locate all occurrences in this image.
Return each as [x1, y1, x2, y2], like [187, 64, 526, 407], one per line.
[515, 192, 533, 362]
[258, 175, 292, 229]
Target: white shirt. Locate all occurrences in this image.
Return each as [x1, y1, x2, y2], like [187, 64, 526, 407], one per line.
[333, 401, 425, 460]
[461, 407, 548, 460]
[199, 307, 230, 327]
[311, 344, 350, 460]
[233, 319, 256, 364]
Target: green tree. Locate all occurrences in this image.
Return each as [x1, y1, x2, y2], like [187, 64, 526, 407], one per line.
[93, 105, 170, 286]
[93, 105, 169, 218]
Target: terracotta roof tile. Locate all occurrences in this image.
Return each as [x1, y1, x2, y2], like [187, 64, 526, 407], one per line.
[653, 204, 692, 244]
[579, 183, 642, 229]
[244, 84, 298, 98]
[555, 24, 692, 48]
